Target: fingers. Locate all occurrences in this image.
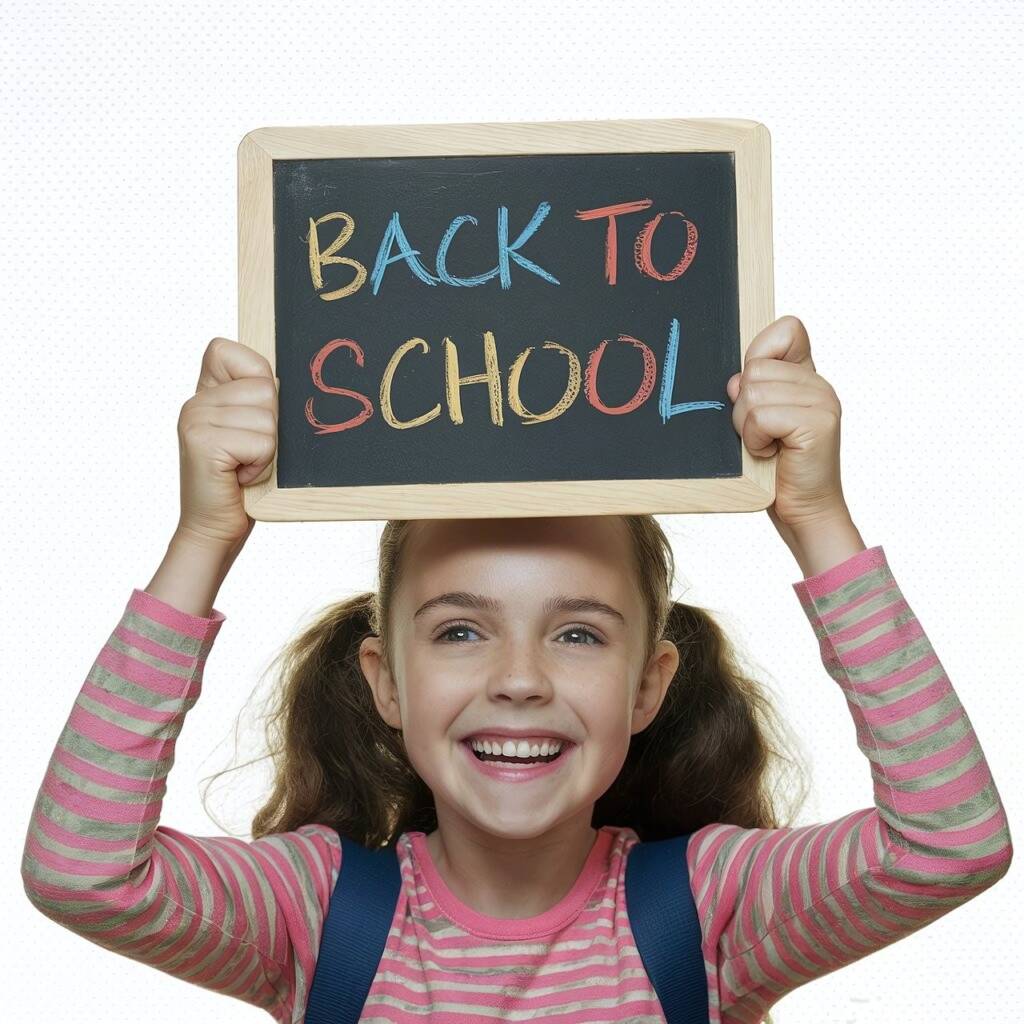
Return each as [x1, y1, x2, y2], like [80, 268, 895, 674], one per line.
[203, 426, 278, 477]
[728, 358, 823, 400]
[737, 404, 838, 459]
[194, 375, 279, 409]
[196, 337, 274, 392]
[728, 378, 814, 439]
[729, 364, 841, 455]
[206, 404, 277, 435]
[728, 316, 835, 449]
[743, 315, 815, 371]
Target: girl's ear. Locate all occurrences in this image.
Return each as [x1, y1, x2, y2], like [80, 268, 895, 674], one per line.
[359, 634, 403, 730]
[631, 638, 679, 735]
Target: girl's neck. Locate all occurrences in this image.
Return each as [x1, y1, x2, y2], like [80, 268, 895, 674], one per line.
[423, 817, 599, 920]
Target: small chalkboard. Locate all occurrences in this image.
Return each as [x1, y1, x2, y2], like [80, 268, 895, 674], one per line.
[237, 118, 775, 522]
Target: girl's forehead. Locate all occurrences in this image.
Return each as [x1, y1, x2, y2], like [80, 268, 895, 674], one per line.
[398, 517, 637, 602]
[404, 516, 632, 571]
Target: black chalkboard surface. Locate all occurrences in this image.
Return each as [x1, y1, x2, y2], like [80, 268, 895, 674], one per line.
[238, 118, 776, 522]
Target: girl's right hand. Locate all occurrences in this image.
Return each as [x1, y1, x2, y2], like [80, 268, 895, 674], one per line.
[175, 337, 278, 551]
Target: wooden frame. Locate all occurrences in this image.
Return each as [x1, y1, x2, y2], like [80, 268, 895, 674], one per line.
[238, 117, 775, 522]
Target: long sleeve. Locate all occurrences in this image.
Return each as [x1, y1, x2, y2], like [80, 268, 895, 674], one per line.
[686, 544, 1014, 1024]
[19, 588, 341, 1023]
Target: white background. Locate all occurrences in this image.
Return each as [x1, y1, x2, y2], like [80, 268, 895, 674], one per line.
[3, 2, 1021, 1022]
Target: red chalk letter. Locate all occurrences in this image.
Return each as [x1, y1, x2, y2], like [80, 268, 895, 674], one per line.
[634, 211, 698, 281]
[305, 337, 374, 434]
[575, 199, 653, 285]
[584, 334, 657, 415]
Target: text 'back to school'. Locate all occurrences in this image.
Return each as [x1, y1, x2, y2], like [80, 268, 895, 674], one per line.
[300, 198, 725, 436]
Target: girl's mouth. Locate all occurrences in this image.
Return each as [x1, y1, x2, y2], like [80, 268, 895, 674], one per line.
[460, 738, 575, 782]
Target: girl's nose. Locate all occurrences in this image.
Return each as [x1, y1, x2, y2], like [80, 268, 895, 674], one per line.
[485, 651, 555, 701]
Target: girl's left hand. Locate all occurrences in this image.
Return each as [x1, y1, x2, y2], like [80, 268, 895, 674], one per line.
[726, 315, 849, 536]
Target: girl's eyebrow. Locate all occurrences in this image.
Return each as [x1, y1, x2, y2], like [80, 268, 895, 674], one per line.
[413, 591, 626, 625]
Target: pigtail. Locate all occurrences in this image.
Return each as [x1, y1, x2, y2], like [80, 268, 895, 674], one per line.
[594, 598, 807, 839]
[244, 590, 432, 848]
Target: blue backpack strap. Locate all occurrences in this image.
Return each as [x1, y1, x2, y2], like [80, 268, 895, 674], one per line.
[625, 832, 709, 1024]
[304, 833, 402, 1024]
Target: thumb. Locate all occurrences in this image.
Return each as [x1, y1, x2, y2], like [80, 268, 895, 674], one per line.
[247, 461, 274, 485]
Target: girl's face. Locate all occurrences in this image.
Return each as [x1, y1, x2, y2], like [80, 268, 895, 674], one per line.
[359, 516, 680, 841]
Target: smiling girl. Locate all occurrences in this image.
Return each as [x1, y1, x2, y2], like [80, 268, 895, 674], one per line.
[21, 316, 1012, 1022]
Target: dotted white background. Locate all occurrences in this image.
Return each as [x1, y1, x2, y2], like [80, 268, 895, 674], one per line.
[2, 2, 1021, 1022]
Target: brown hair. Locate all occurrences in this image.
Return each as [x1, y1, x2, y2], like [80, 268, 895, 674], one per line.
[203, 515, 808, 853]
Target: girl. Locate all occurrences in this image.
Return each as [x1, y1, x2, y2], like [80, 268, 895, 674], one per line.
[21, 316, 1012, 1023]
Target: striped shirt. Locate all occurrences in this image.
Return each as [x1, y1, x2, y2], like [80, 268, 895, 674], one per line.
[20, 544, 1013, 1023]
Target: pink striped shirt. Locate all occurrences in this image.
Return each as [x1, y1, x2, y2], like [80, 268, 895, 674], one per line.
[20, 545, 1013, 1022]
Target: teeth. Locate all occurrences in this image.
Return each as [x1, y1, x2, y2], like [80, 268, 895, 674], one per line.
[469, 737, 563, 757]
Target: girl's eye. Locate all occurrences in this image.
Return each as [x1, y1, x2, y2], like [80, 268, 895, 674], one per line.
[559, 627, 603, 646]
[436, 624, 480, 643]
[435, 622, 603, 646]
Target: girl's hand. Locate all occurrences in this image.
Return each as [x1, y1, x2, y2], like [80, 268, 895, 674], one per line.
[726, 316, 850, 537]
[175, 337, 278, 552]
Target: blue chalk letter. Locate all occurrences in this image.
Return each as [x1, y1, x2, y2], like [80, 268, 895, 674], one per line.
[496, 202, 560, 289]
[436, 214, 496, 287]
[658, 317, 725, 424]
[370, 212, 441, 294]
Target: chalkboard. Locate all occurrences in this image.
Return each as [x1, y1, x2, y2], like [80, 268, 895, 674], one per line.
[238, 118, 776, 522]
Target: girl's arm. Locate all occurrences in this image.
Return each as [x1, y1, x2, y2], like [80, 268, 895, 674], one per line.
[686, 544, 1013, 1023]
[19, 556, 340, 1023]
